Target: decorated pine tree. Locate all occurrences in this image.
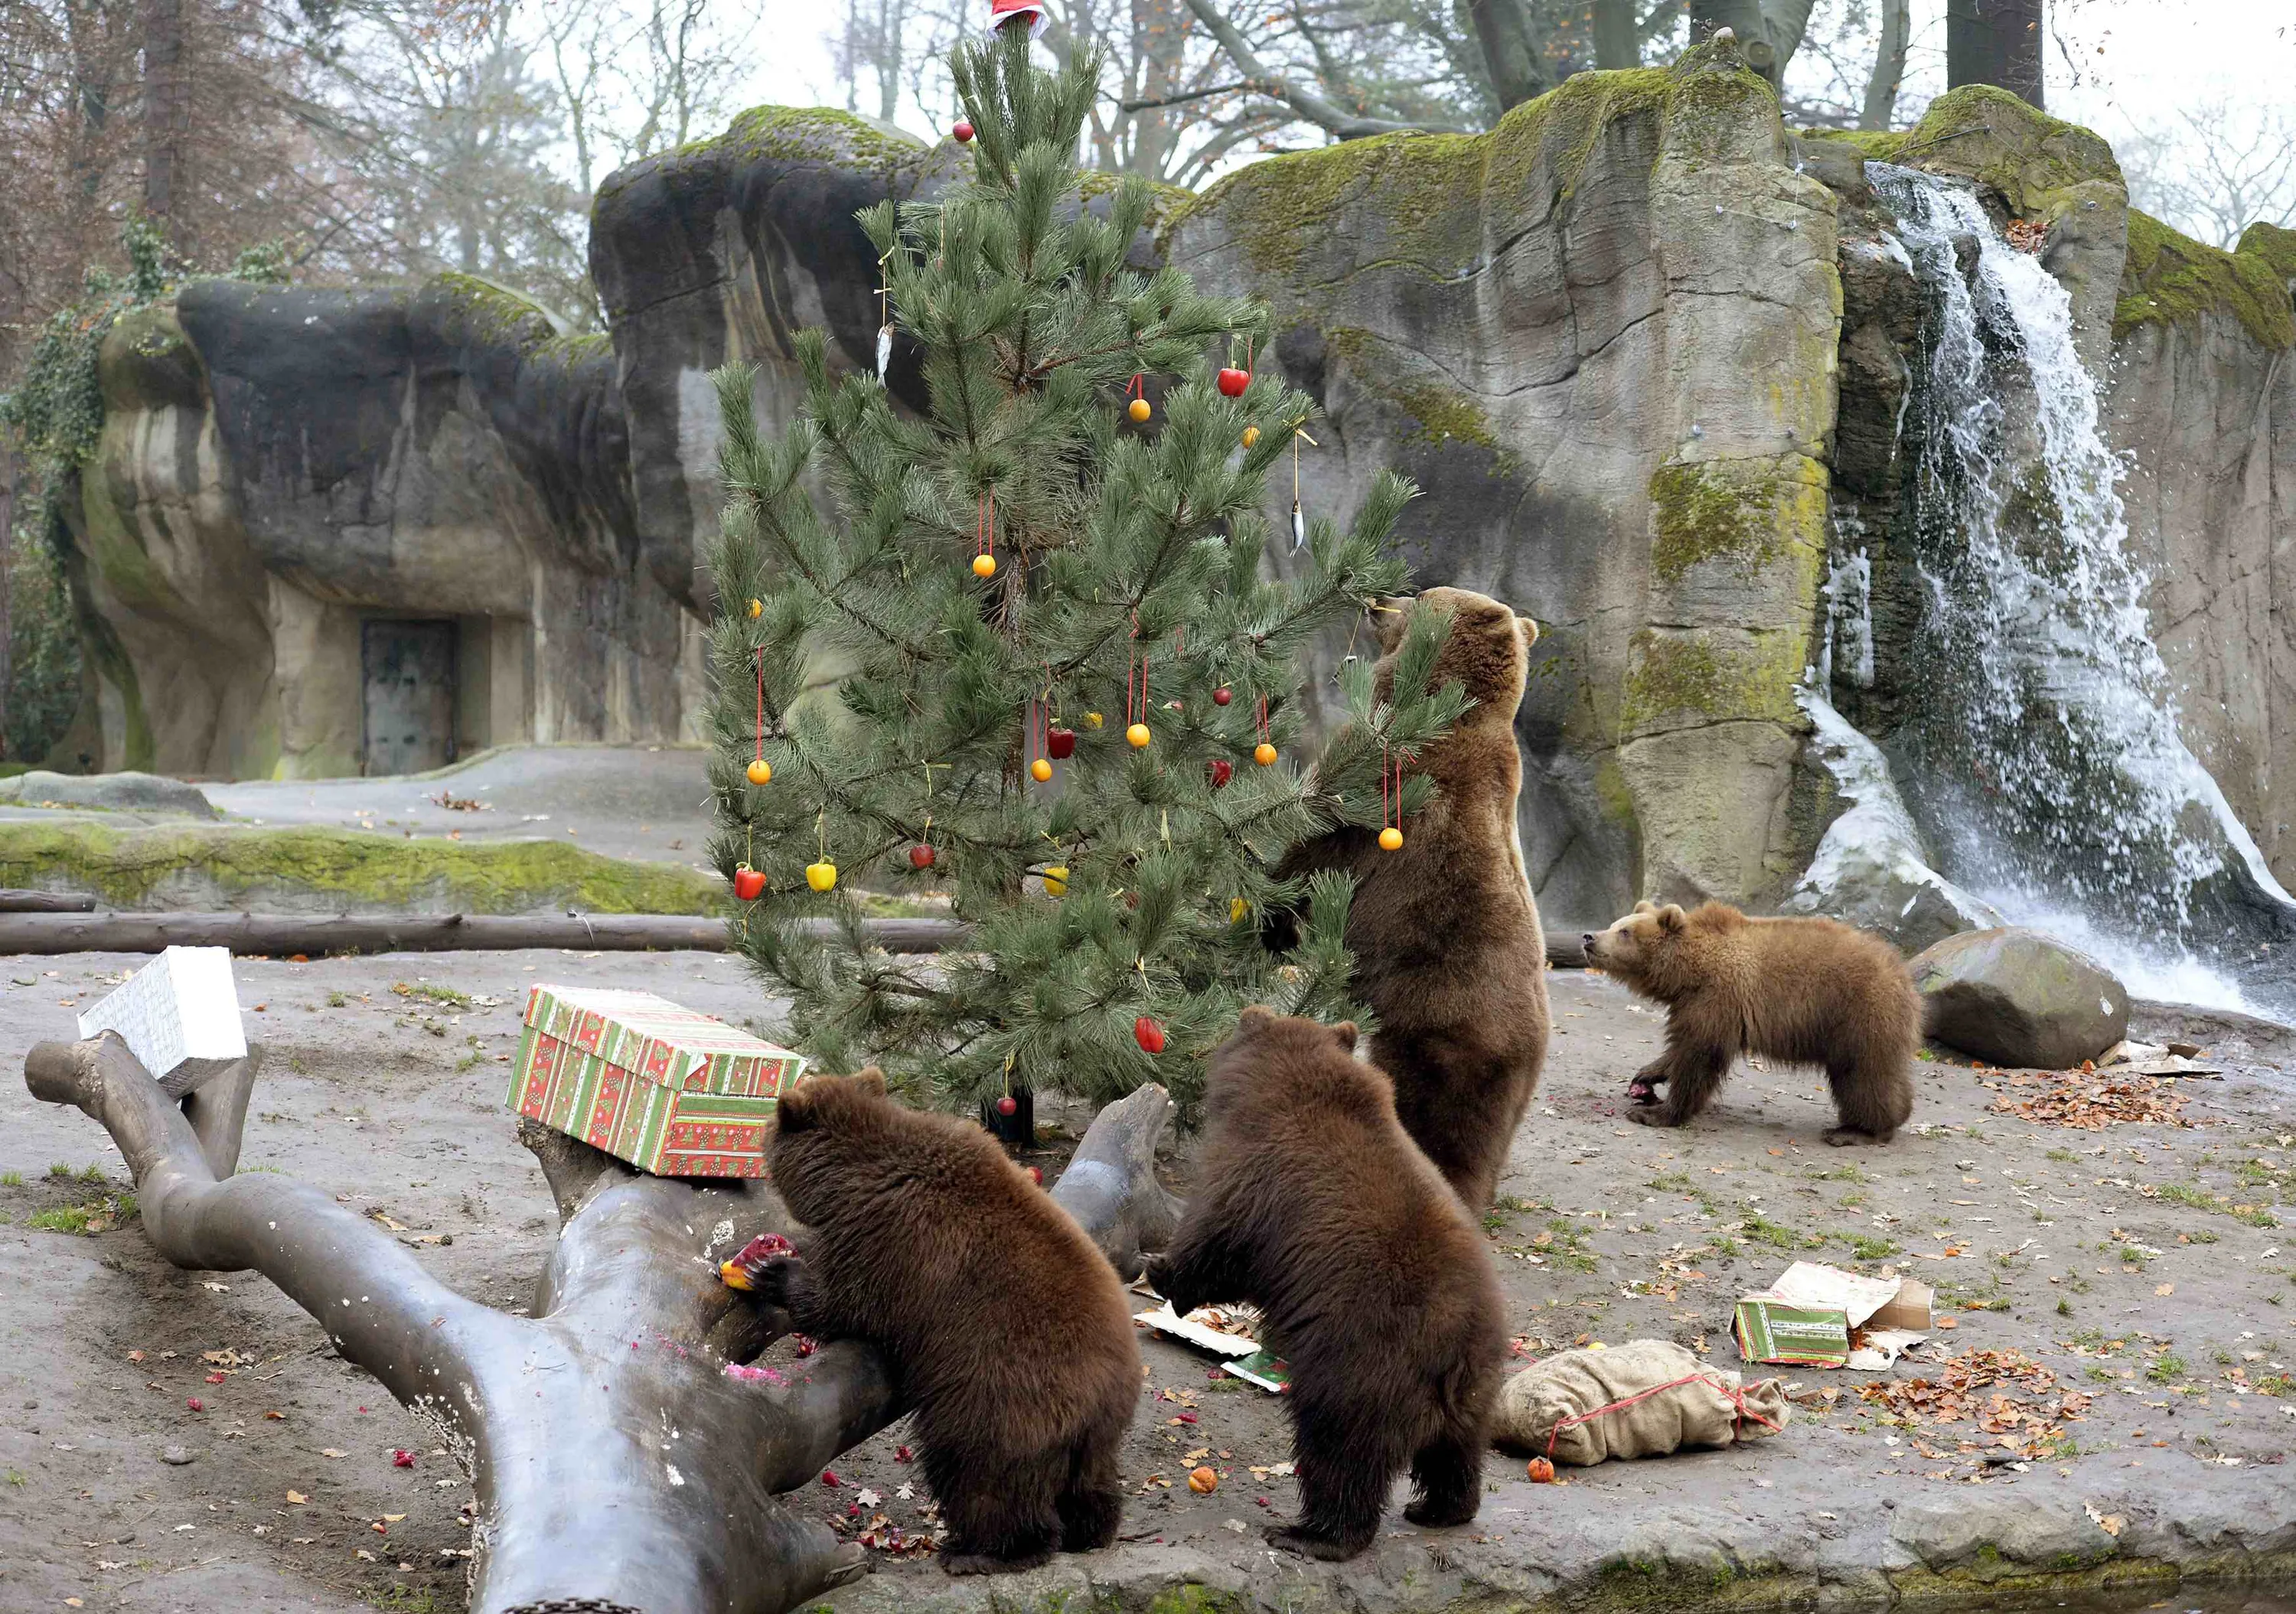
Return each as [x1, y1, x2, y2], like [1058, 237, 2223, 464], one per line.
[705, 25, 1463, 1115]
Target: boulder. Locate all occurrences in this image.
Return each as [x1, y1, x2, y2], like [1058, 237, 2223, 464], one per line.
[1909, 928, 2130, 1070]
[0, 770, 218, 820]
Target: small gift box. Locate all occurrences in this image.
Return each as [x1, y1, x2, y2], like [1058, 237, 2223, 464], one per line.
[507, 985, 803, 1177]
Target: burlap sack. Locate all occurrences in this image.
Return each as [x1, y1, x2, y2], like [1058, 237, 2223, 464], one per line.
[1491, 1338, 1789, 1466]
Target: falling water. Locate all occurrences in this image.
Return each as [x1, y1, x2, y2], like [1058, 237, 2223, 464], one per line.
[1867, 163, 2296, 1013]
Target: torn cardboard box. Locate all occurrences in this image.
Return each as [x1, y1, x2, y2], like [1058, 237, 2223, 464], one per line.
[1135, 1303, 1290, 1393]
[1734, 1261, 1931, 1370]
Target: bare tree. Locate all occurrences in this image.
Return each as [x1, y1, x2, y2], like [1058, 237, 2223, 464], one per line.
[1946, 0, 2043, 108]
[1858, 0, 1908, 129]
[25, 1030, 1180, 1613]
[2118, 97, 2296, 249]
[1688, 0, 1818, 90]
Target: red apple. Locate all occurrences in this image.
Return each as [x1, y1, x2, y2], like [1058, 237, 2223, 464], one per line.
[952, 119, 974, 143]
[1207, 758, 1233, 788]
[1213, 686, 1232, 706]
[1026, 1166, 1044, 1186]
[1133, 1016, 1166, 1054]
[908, 843, 936, 869]
[1216, 367, 1249, 397]
[996, 1094, 1018, 1117]
[1046, 725, 1076, 759]
[732, 865, 766, 902]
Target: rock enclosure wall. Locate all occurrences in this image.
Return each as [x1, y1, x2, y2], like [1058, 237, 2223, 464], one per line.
[54, 53, 2296, 937]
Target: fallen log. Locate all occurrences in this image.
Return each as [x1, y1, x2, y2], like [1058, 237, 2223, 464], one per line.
[25, 1032, 1178, 1614]
[0, 908, 1590, 965]
[0, 911, 960, 956]
[0, 889, 96, 912]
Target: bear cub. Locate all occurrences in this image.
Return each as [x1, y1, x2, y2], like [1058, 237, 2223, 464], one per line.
[755, 1071, 1140, 1573]
[1581, 902, 1919, 1144]
[1146, 1009, 1505, 1560]
[1273, 585, 1551, 1210]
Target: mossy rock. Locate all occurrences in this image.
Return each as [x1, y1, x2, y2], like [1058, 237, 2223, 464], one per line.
[1649, 457, 1827, 585]
[1800, 127, 1912, 164]
[1177, 54, 1779, 285]
[1623, 630, 1804, 735]
[0, 821, 722, 915]
[1900, 84, 2122, 217]
[2115, 209, 2295, 351]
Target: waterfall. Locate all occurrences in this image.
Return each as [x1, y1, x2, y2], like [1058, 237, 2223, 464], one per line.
[1861, 163, 2296, 1014]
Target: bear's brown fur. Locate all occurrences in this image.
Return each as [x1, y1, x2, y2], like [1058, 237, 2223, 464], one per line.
[1145, 1009, 1505, 1561]
[758, 1071, 1140, 1573]
[1274, 585, 1551, 1209]
[1581, 902, 1919, 1144]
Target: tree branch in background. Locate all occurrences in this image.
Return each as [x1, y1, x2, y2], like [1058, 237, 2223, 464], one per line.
[1464, 0, 1551, 110]
[1119, 79, 1251, 114]
[1178, 0, 1471, 137]
[1859, 0, 1910, 131]
[1689, 0, 1818, 90]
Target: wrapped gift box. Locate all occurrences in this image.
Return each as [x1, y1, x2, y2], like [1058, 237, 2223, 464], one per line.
[507, 985, 803, 1177]
[79, 945, 247, 1097]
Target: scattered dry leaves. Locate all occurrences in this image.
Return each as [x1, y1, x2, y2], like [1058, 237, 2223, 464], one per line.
[1987, 1073, 2191, 1129]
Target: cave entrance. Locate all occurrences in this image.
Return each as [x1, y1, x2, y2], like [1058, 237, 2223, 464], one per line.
[360, 619, 456, 776]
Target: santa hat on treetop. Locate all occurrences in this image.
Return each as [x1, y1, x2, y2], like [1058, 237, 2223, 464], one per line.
[987, 0, 1048, 36]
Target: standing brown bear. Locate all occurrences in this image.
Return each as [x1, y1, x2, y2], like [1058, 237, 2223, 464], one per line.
[753, 1071, 1140, 1573]
[1273, 586, 1550, 1209]
[1145, 1008, 1505, 1561]
[1581, 902, 1919, 1144]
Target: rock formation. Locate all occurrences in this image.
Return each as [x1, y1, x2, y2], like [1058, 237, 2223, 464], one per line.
[46, 47, 2296, 949]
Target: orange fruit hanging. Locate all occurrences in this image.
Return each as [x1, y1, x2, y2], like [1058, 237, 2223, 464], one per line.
[745, 758, 771, 786]
[1254, 742, 1277, 767]
[1029, 757, 1052, 782]
[972, 553, 997, 578]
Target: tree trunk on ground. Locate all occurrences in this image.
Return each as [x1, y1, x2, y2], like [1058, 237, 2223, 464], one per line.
[0, 911, 961, 956]
[1688, 0, 1818, 91]
[140, 0, 189, 241]
[1859, 0, 1912, 131]
[1592, 0, 1639, 70]
[25, 1033, 1179, 1613]
[1947, 0, 2044, 109]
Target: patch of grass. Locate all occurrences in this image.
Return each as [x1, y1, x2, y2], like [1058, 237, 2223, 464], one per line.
[1646, 1172, 1693, 1193]
[0, 1170, 20, 1187]
[394, 980, 472, 1009]
[1740, 1210, 1824, 1252]
[1849, 1235, 1900, 1260]
[1708, 1235, 1741, 1260]
[2146, 1180, 2280, 1228]
[2, 1469, 23, 1486]
[327, 990, 347, 1008]
[2255, 1374, 2294, 1397]
[364, 1587, 447, 1614]
[26, 1192, 135, 1235]
[46, 1162, 70, 1179]
[2047, 1149, 2079, 1163]
[2146, 1353, 2187, 1385]
[1541, 1219, 1600, 1273]
[79, 1162, 105, 1182]
[1812, 1165, 1867, 1184]
[2056, 1298, 2073, 1316]
[28, 1205, 92, 1233]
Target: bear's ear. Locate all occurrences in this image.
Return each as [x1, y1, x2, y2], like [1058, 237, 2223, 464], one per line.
[851, 1067, 889, 1098]
[1632, 899, 1658, 916]
[775, 1082, 817, 1132]
[1516, 615, 1539, 654]
[1238, 1004, 1277, 1032]
[1329, 1020, 1358, 1052]
[1655, 903, 1688, 934]
[1371, 597, 1412, 654]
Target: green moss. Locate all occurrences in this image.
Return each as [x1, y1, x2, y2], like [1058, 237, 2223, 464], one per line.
[1903, 84, 2122, 215]
[1802, 127, 1911, 163]
[2115, 210, 2295, 351]
[1623, 631, 1803, 735]
[700, 105, 926, 172]
[0, 821, 722, 915]
[1145, 1589, 1246, 1614]
[1182, 56, 1775, 285]
[2239, 220, 2296, 282]
[432, 272, 562, 350]
[1649, 459, 1828, 583]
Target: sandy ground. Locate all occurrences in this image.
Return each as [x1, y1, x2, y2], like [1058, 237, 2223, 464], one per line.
[3, 949, 2296, 1612]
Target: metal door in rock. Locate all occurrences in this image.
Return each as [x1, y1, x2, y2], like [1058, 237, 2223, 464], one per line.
[361, 620, 455, 776]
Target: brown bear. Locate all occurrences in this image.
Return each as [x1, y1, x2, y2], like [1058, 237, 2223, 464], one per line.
[1272, 585, 1550, 1210]
[754, 1071, 1140, 1573]
[1144, 1008, 1505, 1561]
[1580, 902, 1919, 1144]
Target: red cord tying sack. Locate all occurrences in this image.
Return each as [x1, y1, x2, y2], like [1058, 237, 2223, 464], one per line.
[1491, 1338, 1789, 1466]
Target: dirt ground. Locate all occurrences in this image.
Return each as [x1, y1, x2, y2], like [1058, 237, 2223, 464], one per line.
[3, 948, 2295, 1612]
